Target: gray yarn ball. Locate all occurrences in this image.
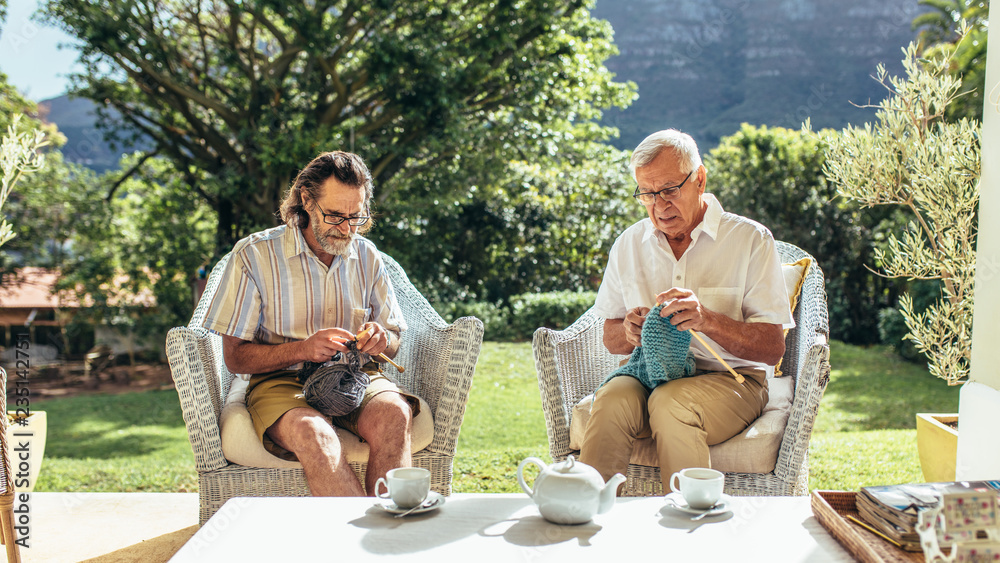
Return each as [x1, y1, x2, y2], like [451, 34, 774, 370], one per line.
[297, 340, 370, 417]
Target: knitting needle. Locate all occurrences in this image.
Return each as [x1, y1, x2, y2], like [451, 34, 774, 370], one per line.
[355, 327, 405, 373]
[688, 331, 744, 384]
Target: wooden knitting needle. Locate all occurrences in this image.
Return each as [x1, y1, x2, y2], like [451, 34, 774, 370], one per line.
[355, 327, 405, 373]
[688, 330, 744, 384]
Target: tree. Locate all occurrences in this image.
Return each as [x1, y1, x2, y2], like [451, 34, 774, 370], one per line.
[41, 0, 635, 260]
[1, 115, 49, 251]
[56, 154, 217, 356]
[912, 0, 989, 121]
[0, 71, 64, 146]
[705, 123, 907, 345]
[815, 35, 980, 385]
[377, 140, 640, 303]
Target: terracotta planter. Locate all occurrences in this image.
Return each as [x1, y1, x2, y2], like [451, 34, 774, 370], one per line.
[915, 413, 958, 483]
[6, 410, 47, 492]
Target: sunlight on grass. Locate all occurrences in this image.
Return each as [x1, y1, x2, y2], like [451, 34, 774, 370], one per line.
[34, 389, 196, 492]
[809, 430, 923, 491]
[453, 449, 548, 493]
[813, 341, 960, 434]
[456, 342, 548, 452]
[808, 341, 959, 490]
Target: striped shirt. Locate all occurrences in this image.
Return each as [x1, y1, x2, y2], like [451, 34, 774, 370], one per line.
[202, 225, 406, 377]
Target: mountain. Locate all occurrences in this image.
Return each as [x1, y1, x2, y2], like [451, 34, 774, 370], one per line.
[36, 94, 145, 173]
[592, 0, 927, 151]
[37, 0, 927, 170]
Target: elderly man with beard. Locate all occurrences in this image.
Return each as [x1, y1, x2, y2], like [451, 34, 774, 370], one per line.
[202, 151, 417, 496]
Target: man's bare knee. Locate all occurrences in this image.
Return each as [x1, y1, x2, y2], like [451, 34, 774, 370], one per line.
[358, 394, 412, 444]
[272, 410, 340, 456]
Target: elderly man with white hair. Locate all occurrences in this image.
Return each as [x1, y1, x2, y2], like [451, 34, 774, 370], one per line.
[579, 129, 793, 492]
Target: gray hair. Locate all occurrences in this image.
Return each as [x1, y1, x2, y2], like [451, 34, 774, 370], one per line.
[629, 129, 702, 179]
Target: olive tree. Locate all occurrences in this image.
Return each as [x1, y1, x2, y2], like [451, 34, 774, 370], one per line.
[814, 29, 980, 385]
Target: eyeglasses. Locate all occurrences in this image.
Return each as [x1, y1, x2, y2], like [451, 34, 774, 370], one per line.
[632, 171, 693, 204]
[313, 202, 370, 226]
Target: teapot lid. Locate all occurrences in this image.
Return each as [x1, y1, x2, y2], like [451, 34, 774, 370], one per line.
[551, 455, 591, 475]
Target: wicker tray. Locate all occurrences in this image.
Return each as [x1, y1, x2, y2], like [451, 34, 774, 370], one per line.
[811, 490, 925, 563]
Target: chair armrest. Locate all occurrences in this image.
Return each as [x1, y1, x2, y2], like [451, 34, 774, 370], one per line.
[773, 333, 831, 480]
[533, 327, 573, 460]
[392, 315, 483, 457]
[422, 316, 483, 456]
[533, 308, 627, 460]
[166, 326, 228, 472]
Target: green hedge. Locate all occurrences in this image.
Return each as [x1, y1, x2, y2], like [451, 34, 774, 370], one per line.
[435, 291, 597, 341]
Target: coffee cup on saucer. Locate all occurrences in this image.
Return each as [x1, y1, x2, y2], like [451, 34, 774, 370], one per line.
[669, 467, 724, 510]
[374, 467, 431, 509]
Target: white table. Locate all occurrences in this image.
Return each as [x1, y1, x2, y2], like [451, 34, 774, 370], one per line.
[171, 493, 854, 562]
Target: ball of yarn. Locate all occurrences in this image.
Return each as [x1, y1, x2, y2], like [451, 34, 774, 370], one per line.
[297, 339, 370, 417]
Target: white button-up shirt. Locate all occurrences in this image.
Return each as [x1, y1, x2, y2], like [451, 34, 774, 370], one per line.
[594, 194, 792, 373]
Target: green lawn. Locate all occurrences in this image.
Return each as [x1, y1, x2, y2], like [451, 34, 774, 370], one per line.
[32, 339, 960, 493]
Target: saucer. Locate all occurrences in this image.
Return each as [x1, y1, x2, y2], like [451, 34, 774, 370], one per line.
[663, 492, 733, 516]
[376, 491, 445, 515]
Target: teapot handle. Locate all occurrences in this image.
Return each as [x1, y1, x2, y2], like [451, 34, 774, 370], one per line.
[517, 457, 547, 497]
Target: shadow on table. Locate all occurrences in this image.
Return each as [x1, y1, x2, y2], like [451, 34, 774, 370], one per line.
[480, 515, 602, 547]
[348, 496, 602, 554]
[656, 505, 734, 534]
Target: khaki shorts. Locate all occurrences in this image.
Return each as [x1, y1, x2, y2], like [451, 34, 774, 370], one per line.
[245, 364, 420, 460]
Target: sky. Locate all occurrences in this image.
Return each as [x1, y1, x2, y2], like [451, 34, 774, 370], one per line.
[1, 0, 81, 102]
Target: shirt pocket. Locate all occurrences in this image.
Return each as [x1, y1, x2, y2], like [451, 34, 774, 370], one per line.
[697, 287, 743, 321]
[351, 307, 371, 333]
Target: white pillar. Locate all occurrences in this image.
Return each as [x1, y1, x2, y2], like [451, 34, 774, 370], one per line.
[958, 2, 1000, 480]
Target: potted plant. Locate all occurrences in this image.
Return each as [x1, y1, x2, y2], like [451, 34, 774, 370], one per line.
[812, 29, 980, 482]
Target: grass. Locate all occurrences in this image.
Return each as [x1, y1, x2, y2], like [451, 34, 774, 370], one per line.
[31, 339, 961, 493]
[807, 340, 960, 491]
[33, 390, 197, 492]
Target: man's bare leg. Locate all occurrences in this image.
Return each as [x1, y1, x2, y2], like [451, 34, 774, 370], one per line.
[266, 407, 365, 496]
[356, 393, 413, 495]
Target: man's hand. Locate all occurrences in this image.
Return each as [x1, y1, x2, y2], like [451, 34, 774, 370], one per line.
[299, 328, 355, 363]
[656, 288, 707, 332]
[354, 322, 391, 357]
[623, 307, 650, 348]
[655, 287, 785, 365]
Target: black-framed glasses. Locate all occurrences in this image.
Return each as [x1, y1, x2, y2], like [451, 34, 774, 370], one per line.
[313, 202, 370, 226]
[632, 171, 693, 204]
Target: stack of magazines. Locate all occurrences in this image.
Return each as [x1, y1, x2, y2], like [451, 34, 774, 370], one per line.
[856, 480, 1000, 551]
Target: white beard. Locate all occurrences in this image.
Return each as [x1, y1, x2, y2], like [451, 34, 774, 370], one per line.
[313, 222, 355, 258]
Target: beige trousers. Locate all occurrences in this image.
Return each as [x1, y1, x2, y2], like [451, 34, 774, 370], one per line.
[578, 369, 768, 492]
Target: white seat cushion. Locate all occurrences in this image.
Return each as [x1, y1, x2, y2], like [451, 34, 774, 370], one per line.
[220, 393, 435, 469]
[568, 376, 794, 474]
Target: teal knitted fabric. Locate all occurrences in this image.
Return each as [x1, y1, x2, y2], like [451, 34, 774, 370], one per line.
[603, 304, 697, 390]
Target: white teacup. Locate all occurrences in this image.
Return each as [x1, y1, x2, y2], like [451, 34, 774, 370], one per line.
[374, 467, 430, 509]
[669, 467, 724, 510]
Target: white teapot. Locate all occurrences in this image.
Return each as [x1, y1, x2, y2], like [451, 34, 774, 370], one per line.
[517, 455, 626, 524]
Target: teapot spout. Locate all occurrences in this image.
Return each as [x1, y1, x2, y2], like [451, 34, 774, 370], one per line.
[598, 473, 627, 514]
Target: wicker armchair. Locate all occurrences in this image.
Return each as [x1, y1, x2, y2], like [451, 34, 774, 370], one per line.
[532, 241, 831, 497]
[166, 251, 484, 524]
